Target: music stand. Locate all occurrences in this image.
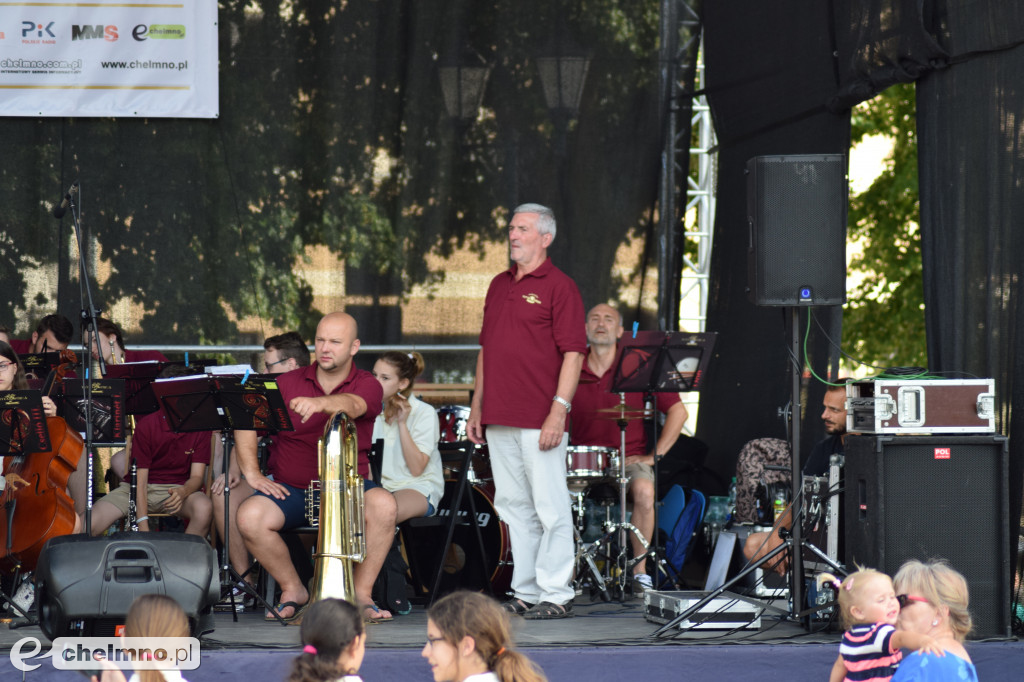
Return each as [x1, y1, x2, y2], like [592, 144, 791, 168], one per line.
[0, 391, 51, 621]
[606, 331, 717, 596]
[105, 361, 216, 417]
[56, 378, 127, 446]
[152, 374, 293, 623]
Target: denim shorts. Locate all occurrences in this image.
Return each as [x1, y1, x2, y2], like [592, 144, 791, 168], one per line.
[255, 476, 381, 531]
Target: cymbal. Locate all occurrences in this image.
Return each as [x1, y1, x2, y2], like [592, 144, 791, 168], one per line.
[594, 405, 653, 420]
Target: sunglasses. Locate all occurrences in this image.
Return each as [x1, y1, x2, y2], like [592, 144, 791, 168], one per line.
[896, 594, 928, 608]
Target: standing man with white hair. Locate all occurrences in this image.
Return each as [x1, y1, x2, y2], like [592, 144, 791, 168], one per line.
[467, 203, 586, 620]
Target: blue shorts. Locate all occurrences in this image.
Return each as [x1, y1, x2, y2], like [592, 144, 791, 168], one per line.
[255, 476, 381, 531]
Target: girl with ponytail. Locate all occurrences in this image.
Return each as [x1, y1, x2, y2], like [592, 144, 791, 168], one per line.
[288, 598, 366, 682]
[422, 591, 546, 682]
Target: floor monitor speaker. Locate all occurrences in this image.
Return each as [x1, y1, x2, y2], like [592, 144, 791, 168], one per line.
[35, 531, 220, 639]
[747, 154, 847, 306]
[844, 435, 1011, 638]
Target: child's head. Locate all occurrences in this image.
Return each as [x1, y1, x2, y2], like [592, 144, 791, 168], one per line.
[820, 569, 899, 630]
[289, 598, 366, 682]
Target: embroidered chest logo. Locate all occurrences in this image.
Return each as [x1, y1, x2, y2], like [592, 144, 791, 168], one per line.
[522, 293, 542, 305]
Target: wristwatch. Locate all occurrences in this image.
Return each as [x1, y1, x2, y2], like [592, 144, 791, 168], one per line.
[553, 395, 572, 413]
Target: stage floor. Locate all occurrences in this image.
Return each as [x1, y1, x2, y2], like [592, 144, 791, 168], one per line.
[3, 595, 1022, 681]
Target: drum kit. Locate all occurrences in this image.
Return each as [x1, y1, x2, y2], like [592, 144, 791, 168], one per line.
[433, 399, 662, 602]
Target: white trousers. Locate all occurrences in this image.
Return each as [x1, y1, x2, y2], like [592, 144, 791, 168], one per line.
[486, 426, 574, 605]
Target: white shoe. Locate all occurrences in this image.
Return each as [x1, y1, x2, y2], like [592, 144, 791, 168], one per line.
[632, 573, 653, 596]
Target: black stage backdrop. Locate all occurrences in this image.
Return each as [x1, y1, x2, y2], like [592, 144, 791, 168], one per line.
[702, 1, 1024, 589]
[697, 2, 849, 486]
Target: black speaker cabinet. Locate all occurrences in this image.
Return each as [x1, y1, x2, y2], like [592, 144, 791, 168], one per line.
[35, 532, 220, 639]
[844, 435, 1011, 638]
[746, 154, 848, 306]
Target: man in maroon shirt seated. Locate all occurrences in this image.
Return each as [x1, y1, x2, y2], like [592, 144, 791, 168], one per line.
[8, 313, 75, 355]
[82, 317, 170, 366]
[570, 304, 688, 595]
[235, 312, 392, 623]
[87, 365, 213, 536]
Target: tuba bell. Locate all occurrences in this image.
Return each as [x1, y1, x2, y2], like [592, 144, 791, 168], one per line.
[306, 411, 366, 606]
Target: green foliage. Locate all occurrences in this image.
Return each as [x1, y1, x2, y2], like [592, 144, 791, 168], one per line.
[844, 82, 928, 370]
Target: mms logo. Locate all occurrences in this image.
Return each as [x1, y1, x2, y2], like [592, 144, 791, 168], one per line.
[22, 21, 55, 38]
[71, 25, 118, 42]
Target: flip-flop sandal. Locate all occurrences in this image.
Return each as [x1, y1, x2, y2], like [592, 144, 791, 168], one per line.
[522, 601, 574, 620]
[265, 600, 305, 622]
[501, 598, 535, 615]
[362, 603, 393, 623]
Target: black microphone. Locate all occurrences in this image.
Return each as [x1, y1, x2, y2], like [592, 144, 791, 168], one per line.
[53, 181, 79, 219]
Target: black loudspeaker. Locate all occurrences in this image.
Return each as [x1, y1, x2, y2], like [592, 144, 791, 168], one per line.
[746, 154, 848, 306]
[35, 532, 220, 639]
[844, 435, 1011, 638]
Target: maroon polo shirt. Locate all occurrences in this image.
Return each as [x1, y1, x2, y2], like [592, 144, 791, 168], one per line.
[479, 258, 586, 429]
[132, 410, 212, 485]
[570, 349, 682, 457]
[267, 362, 382, 487]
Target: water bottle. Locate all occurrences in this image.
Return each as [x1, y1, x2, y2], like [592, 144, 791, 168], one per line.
[773, 490, 787, 523]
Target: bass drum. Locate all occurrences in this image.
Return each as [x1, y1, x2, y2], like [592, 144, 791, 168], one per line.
[428, 481, 512, 597]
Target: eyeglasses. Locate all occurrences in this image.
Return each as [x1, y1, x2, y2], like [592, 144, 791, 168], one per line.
[264, 358, 290, 370]
[0, 361, 16, 371]
[425, 636, 446, 648]
[896, 594, 928, 608]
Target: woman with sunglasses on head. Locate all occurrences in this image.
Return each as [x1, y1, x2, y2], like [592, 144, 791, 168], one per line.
[422, 591, 546, 682]
[890, 559, 977, 681]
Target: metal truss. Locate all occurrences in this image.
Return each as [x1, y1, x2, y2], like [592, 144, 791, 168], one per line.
[657, 1, 716, 333]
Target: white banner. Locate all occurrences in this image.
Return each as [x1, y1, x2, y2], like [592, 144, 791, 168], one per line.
[0, 2, 218, 118]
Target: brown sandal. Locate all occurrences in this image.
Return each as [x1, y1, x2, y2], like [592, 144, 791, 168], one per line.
[501, 598, 535, 615]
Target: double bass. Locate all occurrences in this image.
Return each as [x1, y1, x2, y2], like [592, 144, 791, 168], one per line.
[0, 351, 84, 572]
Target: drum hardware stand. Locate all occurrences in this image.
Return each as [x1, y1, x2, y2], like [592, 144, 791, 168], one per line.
[570, 489, 611, 601]
[150, 373, 293, 624]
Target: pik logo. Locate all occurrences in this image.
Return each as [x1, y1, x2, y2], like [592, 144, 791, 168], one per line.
[72, 25, 118, 42]
[22, 21, 55, 38]
[522, 293, 542, 305]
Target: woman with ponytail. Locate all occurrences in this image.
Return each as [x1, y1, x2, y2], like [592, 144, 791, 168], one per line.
[370, 351, 444, 524]
[288, 598, 366, 682]
[422, 591, 546, 682]
[124, 594, 191, 682]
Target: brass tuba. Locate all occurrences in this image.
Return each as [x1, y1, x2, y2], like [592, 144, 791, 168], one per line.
[306, 411, 366, 605]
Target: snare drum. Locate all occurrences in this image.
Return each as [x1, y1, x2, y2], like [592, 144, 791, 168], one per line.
[437, 405, 492, 484]
[566, 445, 617, 492]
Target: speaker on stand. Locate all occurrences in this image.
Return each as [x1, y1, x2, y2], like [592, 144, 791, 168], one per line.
[746, 154, 848, 306]
[844, 434, 1011, 638]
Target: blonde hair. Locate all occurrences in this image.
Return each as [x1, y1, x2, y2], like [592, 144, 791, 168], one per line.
[124, 594, 190, 682]
[893, 559, 973, 641]
[819, 568, 891, 630]
[428, 591, 547, 682]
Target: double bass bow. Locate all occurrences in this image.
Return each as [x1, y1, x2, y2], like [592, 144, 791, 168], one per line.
[0, 350, 84, 572]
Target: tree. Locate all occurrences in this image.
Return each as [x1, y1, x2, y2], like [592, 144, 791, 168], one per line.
[843, 82, 927, 370]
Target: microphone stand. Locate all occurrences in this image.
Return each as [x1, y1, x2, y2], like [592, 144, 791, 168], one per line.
[58, 181, 106, 536]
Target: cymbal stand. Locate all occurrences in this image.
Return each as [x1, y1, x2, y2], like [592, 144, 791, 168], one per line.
[584, 393, 648, 600]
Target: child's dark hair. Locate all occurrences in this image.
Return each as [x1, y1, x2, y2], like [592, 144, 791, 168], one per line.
[288, 599, 364, 682]
[428, 591, 547, 682]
